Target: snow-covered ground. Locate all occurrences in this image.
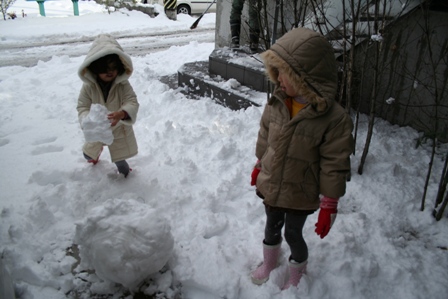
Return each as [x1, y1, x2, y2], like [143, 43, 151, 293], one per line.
[1, 1, 447, 299]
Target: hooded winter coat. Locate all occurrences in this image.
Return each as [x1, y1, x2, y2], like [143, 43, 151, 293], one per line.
[255, 27, 354, 212]
[77, 34, 139, 163]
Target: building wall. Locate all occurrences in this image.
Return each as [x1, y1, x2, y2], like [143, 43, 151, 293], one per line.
[215, 2, 448, 141]
[355, 9, 448, 141]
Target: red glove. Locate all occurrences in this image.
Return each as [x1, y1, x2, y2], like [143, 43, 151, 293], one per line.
[315, 196, 339, 239]
[250, 160, 261, 186]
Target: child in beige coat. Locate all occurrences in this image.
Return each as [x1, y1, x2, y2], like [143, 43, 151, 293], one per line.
[77, 34, 139, 177]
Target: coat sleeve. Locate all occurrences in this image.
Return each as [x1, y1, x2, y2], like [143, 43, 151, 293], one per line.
[77, 84, 92, 125]
[255, 104, 271, 160]
[319, 111, 354, 198]
[119, 81, 139, 126]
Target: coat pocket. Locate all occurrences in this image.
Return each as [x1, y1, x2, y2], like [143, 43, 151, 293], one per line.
[301, 162, 320, 200]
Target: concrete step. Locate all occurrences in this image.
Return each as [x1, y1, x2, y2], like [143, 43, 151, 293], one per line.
[208, 48, 267, 92]
[177, 48, 267, 110]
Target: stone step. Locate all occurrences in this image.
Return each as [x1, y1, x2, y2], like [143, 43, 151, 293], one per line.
[208, 48, 267, 93]
[177, 48, 267, 110]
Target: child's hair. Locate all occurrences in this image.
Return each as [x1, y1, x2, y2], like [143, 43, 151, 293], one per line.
[87, 54, 126, 76]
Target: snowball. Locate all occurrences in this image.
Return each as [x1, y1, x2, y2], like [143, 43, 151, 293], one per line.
[81, 104, 114, 145]
[222, 78, 241, 90]
[74, 199, 174, 289]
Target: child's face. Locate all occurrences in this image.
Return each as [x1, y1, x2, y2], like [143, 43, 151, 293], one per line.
[98, 69, 118, 83]
[277, 69, 297, 97]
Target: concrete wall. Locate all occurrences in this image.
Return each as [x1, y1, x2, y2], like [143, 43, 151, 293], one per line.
[215, 0, 229, 48]
[216, 0, 249, 48]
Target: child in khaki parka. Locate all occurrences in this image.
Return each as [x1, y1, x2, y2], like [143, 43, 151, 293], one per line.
[250, 27, 354, 289]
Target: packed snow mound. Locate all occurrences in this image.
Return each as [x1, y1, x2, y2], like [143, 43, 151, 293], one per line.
[81, 104, 114, 145]
[74, 199, 174, 289]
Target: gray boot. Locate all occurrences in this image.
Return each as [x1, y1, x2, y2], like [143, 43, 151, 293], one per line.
[249, 30, 260, 53]
[115, 160, 130, 178]
[230, 22, 240, 48]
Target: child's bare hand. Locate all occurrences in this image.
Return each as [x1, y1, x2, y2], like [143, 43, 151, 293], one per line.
[107, 111, 125, 127]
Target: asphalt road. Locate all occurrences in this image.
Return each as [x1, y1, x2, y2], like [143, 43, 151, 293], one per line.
[0, 28, 215, 67]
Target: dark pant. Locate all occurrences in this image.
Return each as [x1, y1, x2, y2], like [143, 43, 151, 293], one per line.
[230, 0, 260, 42]
[83, 153, 130, 177]
[264, 206, 308, 263]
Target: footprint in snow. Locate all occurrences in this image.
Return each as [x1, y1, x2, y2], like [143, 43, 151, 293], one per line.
[31, 145, 64, 155]
[0, 138, 10, 147]
[30, 136, 63, 155]
[31, 136, 58, 146]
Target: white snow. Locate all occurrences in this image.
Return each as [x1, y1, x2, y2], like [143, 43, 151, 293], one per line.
[1, 1, 447, 299]
[81, 104, 114, 145]
[74, 198, 174, 290]
[371, 34, 384, 42]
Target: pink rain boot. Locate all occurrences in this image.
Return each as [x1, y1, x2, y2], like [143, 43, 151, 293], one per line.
[282, 259, 307, 290]
[85, 147, 103, 165]
[251, 241, 281, 285]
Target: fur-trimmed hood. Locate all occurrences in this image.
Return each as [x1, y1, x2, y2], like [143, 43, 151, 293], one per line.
[261, 27, 338, 112]
[78, 34, 133, 84]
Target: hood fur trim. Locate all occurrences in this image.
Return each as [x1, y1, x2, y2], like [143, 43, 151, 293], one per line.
[260, 50, 327, 112]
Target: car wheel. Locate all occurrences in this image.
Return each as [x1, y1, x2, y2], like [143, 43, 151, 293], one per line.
[177, 4, 191, 15]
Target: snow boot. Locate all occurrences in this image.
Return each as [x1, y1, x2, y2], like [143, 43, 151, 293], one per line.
[282, 258, 307, 290]
[115, 160, 130, 178]
[249, 42, 259, 54]
[231, 37, 240, 49]
[251, 241, 281, 285]
[230, 23, 240, 49]
[249, 31, 259, 53]
[84, 147, 103, 165]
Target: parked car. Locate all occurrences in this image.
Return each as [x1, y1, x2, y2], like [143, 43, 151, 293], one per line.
[176, 0, 216, 15]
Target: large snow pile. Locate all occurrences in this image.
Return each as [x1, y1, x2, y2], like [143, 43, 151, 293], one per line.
[1, 1, 448, 299]
[74, 198, 174, 289]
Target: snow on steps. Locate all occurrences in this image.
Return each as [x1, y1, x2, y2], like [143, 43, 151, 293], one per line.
[176, 48, 266, 110]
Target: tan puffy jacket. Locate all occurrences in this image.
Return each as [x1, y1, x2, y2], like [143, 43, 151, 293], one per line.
[77, 34, 139, 163]
[255, 28, 354, 212]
